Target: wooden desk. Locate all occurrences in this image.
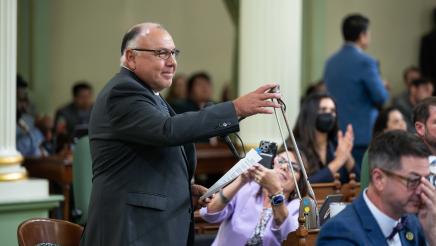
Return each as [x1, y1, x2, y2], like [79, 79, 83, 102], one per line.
[23, 156, 72, 221]
[195, 143, 237, 175]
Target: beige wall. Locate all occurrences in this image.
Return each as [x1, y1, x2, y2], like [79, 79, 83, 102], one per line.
[22, 0, 234, 115]
[20, 1, 436, 114]
[305, 0, 435, 97]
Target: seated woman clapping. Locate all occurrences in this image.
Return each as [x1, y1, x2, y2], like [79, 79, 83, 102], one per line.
[199, 150, 307, 246]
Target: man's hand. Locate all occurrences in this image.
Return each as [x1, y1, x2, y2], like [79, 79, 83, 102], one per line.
[192, 184, 211, 209]
[417, 177, 436, 245]
[232, 83, 282, 117]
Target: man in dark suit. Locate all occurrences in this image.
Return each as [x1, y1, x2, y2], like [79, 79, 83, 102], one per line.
[317, 131, 436, 245]
[324, 14, 389, 175]
[419, 7, 436, 85]
[80, 23, 281, 246]
[54, 82, 93, 142]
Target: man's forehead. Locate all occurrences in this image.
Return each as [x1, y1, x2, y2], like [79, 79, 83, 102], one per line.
[138, 28, 174, 47]
[400, 155, 430, 175]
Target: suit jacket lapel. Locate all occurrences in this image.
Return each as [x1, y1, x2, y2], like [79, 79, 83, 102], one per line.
[353, 194, 389, 246]
[400, 216, 421, 246]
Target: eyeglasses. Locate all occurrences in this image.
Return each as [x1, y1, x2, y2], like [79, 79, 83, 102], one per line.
[277, 157, 301, 172]
[379, 168, 424, 190]
[132, 48, 180, 60]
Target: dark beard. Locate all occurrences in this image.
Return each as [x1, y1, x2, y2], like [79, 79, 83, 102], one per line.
[424, 130, 436, 154]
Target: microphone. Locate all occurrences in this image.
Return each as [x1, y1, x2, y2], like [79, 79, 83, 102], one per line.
[222, 135, 243, 160]
[204, 102, 244, 160]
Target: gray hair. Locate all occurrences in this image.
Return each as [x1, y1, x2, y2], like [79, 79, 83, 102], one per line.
[368, 130, 431, 182]
[119, 22, 164, 66]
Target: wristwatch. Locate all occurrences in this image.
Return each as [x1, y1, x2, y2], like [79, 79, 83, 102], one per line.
[270, 192, 285, 206]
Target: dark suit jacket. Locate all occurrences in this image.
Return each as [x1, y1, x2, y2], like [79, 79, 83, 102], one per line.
[317, 193, 427, 246]
[54, 102, 92, 141]
[324, 44, 388, 147]
[420, 30, 436, 81]
[80, 68, 239, 246]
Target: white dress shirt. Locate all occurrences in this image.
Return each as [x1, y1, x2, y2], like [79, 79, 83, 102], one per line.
[363, 188, 402, 246]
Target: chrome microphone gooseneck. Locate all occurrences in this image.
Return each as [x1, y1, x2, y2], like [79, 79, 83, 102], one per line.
[270, 85, 319, 229]
[272, 103, 302, 200]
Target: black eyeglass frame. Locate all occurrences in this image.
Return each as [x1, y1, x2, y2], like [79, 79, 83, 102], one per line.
[277, 157, 301, 172]
[131, 48, 180, 60]
[379, 168, 427, 190]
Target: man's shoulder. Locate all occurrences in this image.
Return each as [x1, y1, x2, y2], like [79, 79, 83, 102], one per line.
[317, 204, 364, 245]
[99, 70, 153, 99]
[56, 102, 75, 115]
[318, 195, 375, 241]
[320, 204, 359, 229]
[326, 45, 374, 66]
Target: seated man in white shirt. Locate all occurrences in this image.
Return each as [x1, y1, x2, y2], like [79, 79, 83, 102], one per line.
[317, 130, 436, 246]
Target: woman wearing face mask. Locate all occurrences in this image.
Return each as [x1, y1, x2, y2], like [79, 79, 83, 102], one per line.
[199, 149, 307, 246]
[291, 93, 355, 183]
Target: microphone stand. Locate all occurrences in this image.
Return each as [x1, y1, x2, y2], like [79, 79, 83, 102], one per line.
[270, 86, 319, 229]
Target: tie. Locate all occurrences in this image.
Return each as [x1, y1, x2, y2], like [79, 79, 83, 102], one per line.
[157, 96, 170, 116]
[386, 216, 407, 241]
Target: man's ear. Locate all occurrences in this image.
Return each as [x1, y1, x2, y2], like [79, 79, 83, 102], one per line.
[124, 49, 136, 70]
[371, 168, 386, 192]
[415, 121, 425, 137]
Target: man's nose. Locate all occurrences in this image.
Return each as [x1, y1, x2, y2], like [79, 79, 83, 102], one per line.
[165, 55, 177, 66]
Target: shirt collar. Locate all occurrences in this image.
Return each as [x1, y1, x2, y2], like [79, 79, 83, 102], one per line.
[344, 42, 362, 52]
[363, 188, 400, 238]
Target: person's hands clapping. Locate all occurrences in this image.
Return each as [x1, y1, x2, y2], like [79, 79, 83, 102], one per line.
[232, 83, 281, 118]
[335, 124, 354, 165]
[416, 177, 436, 245]
[248, 164, 282, 195]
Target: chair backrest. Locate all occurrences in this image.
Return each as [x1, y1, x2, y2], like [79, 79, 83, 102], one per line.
[17, 218, 83, 246]
[72, 136, 92, 225]
[341, 173, 360, 202]
[312, 173, 342, 205]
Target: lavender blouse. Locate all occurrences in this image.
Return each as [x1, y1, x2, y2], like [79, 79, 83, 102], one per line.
[199, 181, 300, 246]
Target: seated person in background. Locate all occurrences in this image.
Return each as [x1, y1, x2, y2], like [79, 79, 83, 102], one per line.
[34, 115, 56, 156]
[172, 71, 217, 144]
[318, 130, 436, 246]
[200, 149, 307, 246]
[390, 66, 421, 113]
[301, 79, 326, 103]
[360, 107, 407, 188]
[54, 81, 93, 151]
[165, 73, 187, 106]
[392, 76, 433, 131]
[171, 71, 214, 113]
[16, 75, 44, 157]
[291, 93, 355, 183]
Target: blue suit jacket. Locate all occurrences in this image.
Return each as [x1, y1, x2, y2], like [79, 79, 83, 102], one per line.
[324, 44, 388, 146]
[317, 193, 427, 246]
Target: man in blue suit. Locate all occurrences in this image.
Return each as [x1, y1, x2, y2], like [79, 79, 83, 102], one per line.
[324, 14, 389, 176]
[317, 131, 436, 245]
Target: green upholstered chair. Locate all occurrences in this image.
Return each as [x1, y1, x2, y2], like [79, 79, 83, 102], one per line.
[72, 136, 92, 225]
